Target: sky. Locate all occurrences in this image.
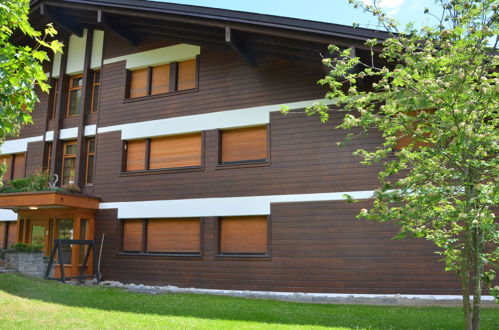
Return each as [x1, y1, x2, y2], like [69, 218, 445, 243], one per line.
[150, 0, 441, 30]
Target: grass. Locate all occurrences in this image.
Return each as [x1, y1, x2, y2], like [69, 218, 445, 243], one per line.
[0, 274, 497, 329]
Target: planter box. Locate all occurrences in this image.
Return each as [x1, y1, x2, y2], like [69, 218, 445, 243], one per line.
[4, 251, 54, 278]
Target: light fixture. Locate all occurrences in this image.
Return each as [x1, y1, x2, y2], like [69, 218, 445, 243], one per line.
[28, 206, 38, 210]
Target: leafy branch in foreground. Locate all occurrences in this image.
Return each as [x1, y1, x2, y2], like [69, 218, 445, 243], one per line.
[0, 0, 63, 140]
[284, 1, 497, 329]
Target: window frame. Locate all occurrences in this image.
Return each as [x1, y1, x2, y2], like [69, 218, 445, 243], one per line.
[216, 215, 271, 259]
[216, 125, 271, 169]
[118, 218, 204, 258]
[50, 78, 59, 119]
[90, 70, 100, 113]
[124, 56, 200, 101]
[0, 153, 26, 181]
[61, 141, 77, 186]
[66, 74, 83, 117]
[43, 143, 52, 174]
[85, 138, 95, 185]
[121, 132, 205, 176]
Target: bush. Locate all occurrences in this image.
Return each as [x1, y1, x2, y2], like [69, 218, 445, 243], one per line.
[10, 242, 43, 252]
[0, 171, 53, 193]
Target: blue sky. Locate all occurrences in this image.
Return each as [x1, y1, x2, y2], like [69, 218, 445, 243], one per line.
[151, 0, 441, 30]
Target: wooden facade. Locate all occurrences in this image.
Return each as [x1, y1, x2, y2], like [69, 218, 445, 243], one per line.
[0, 0, 463, 294]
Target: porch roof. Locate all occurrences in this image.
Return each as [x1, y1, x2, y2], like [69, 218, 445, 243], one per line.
[0, 191, 100, 211]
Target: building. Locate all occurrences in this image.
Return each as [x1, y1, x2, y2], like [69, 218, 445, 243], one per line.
[0, 0, 461, 294]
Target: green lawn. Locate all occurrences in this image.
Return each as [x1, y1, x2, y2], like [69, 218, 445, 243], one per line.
[0, 273, 497, 329]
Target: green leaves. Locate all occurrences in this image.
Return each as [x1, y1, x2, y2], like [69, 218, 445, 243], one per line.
[302, 0, 498, 307]
[0, 0, 62, 143]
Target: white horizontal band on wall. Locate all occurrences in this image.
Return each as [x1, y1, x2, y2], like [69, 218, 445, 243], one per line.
[0, 209, 17, 221]
[59, 127, 79, 140]
[45, 131, 54, 141]
[99, 190, 374, 219]
[98, 98, 337, 140]
[103, 44, 201, 69]
[85, 125, 97, 136]
[0, 136, 44, 155]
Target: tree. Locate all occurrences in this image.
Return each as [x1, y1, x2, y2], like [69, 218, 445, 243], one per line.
[0, 0, 62, 141]
[283, 1, 498, 329]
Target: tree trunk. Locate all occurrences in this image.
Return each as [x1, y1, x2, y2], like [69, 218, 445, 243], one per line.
[471, 226, 483, 330]
[462, 231, 473, 330]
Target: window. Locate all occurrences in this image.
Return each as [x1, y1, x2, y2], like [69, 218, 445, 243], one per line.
[1, 222, 18, 249]
[220, 126, 268, 164]
[12, 153, 25, 180]
[0, 153, 25, 181]
[51, 79, 59, 119]
[127, 58, 198, 98]
[125, 139, 146, 172]
[219, 216, 268, 255]
[62, 141, 77, 185]
[44, 143, 52, 173]
[67, 75, 83, 116]
[91, 70, 100, 113]
[85, 139, 95, 185]
[0, 155, 12, 181]
[124, 133, 202, 173]
[122, 218, 201, 255]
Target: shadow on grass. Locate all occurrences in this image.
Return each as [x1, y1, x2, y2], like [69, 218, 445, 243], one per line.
[0, 273, 496, 329]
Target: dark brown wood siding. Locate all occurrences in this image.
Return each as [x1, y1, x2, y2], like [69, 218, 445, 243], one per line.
[95, 201, 460, 294]
[97, 47, 325, 127]
[94, 111, 383, 203]
[25, 141, 44, 175]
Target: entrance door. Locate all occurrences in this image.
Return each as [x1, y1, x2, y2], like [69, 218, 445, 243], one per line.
[27, 218, 51, 256]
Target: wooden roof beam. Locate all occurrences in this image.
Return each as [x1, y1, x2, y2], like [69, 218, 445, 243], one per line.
[40, 4, 84, 37]
[97, 10, 139, 46]
[225, 27, 257, 67]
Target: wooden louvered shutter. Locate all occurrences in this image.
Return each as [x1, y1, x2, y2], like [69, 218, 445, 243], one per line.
[147, 218, 200, 253]
[151, 64, 170, 95]
[126, 140, 146, 171]
[123, 220, 142, 252]
[12, 153, 25, 179]
[220, 216, 268, 254]
[0, 223, 5, 248]
[177, 59, 197, 91]
[149, 133, 202, 169]
[129, 68, 148, 98]
[221, 126, 267, 163]
[6, 222, 17, 248]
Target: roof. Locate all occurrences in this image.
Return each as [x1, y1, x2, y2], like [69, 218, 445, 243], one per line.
[30, 0, 388, 41]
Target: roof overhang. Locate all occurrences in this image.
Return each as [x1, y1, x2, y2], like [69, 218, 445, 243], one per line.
[0, 191, 100, 211]
[28, 0, 388, 64]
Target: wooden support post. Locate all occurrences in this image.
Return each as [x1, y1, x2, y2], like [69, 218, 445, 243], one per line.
[225, 27, 257, 67]
[97, 10, 139, 46]
[74, 29, 94, 188]
[71, 217, 81, 277]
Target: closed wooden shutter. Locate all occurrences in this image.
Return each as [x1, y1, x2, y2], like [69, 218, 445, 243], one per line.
[0, 223, 5, 248]
[221, 126, 267, 163]
[12, 153, 25, 179]
[0, 156, 12, 181]
[220, 216, 267, 254]
[177, 59, 197, 90]
[6, 222, 17, 248]
[147, 218, 200, 253]
[149, 133, 201, 169]
[129, 68, 148, 98]
[123, 220, 142, 252]
[126, 140, 146, 171]
[151, 64, 170, 95]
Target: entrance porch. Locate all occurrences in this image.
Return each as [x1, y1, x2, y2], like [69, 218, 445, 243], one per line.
[0, 191, 99, 278]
